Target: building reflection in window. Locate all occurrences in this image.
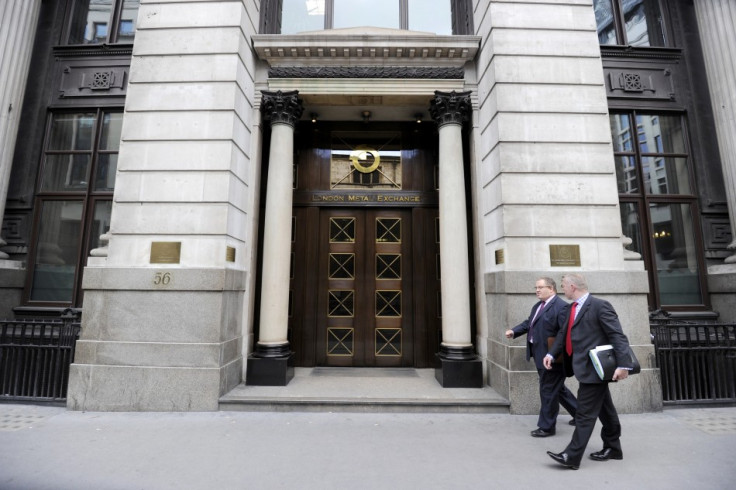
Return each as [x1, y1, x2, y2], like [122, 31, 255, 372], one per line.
[30, 201, 83, 302]
[67, 0, 139, 44]
[334, 0, 400, 29]
[331, 132, 402, 190]
[593, 0, 666, 47]
[650, 203, 702, 305]
[281, 0, 452, 34]
[282, 0, 325, 34]
[610, 112, 704, 308]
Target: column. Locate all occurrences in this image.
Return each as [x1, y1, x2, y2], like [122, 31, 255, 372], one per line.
[429, 90, 482, 388]
[246, 90, 303, 386]
[694, 0, 736, 265]
[0, 0, 41, 262]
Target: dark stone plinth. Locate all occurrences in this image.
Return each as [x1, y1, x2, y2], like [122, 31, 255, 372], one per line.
[435, 348, 483, 388]
[246, 352, 295, 386]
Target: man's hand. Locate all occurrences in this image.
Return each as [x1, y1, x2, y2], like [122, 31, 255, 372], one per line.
[543, 355, 553, 370]
[504, 329, 514, 339]
[612, 368, 629, 381]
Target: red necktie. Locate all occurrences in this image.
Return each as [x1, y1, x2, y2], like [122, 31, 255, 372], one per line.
[565, 302, 578, 355]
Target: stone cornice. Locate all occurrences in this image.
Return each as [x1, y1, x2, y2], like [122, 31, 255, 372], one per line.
[53, 44, 133, 58]
[252, 28, 481, 68]
[600, 45, 682, 62]
[268, 66, 464, 79]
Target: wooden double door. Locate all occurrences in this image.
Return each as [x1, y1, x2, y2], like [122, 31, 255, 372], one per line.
[286, 122, 442, 367]
[290, 206, 440, 367]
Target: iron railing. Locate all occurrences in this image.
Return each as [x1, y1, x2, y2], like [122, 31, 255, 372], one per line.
[0, 309, 81, 402]
[651, 318, 736, 405]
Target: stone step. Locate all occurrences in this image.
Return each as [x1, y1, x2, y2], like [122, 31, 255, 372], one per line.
[219, 367, 510, 413]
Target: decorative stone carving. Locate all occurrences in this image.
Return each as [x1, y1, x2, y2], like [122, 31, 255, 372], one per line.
[90, 71, 113, 89]
[58, 62, 128, 101]
[261, 90, 304, 127]
[623, 73, 643, 91]
[268, 66, 464, 79]
[428, 90, 471, 127]
[605, 68, 674, 100]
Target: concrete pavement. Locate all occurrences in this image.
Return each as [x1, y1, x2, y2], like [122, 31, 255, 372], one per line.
[1, 403, 735, 490]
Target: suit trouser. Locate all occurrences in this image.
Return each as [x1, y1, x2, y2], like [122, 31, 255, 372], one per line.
[536, 367, 578, 430]
[563, 381, 621, 465]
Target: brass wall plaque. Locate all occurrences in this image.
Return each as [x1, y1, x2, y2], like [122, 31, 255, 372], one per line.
[550, 245, 581, 267]
[226, 246, 236, 262]
[495, 249, 505, 265]
[150, 242, 181, 264]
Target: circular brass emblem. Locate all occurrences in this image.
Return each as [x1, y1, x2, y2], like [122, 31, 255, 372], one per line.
[349, 146, 380, 174]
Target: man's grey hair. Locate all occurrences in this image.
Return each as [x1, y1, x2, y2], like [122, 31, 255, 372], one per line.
[562, 273, 588, 291]
[538, 276, 556, 290]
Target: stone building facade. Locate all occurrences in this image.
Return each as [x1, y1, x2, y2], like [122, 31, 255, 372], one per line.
[1, 0, 734, 412]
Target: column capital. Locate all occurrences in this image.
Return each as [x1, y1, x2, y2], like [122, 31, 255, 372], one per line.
[261, 90, 304, 128]
[429, 90, 472, 128]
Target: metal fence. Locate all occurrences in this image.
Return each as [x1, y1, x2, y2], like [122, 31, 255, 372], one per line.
[0, 309, 81, 402]
[651, 318, 736, 405]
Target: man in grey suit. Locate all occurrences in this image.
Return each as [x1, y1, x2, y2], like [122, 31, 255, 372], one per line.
[505, 277, 577, 437]
[543, 273, 634, 470]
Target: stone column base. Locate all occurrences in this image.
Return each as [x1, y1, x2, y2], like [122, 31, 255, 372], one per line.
[246, 343, 295, 386]
[246, 354, 295, 386]
[434, 345, 483, 388]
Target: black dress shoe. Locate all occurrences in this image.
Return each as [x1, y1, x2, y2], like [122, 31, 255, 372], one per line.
[530, 428, 555, 437]
[547, 451, 579, 470]
[569, 418, 576, 426]
[589, 448, 623, 461]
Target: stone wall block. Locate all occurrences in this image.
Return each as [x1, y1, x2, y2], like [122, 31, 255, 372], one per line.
[502, 205, 621, 237]
[491, 2, 597, 31]
[121, 111, 241, 143]
[138, 2, 243, 30]
[130, 54, 240, 83]
[74, 340, 221, 368]
[111, 202, 229, 235]
[79, 291, 224, 343]
[118, 140, 236, 172]
[492, 56, 606, 85]
[496, 84, 607, 113]
[133, 27, 242, 56]
[609, 370, 663, 413]
[125, 82, 240, 112]
[67, 364, 221, 411]
[103, 236, 244, 267]
[490, 29, 601, 57]
[497, 113, 612, 144]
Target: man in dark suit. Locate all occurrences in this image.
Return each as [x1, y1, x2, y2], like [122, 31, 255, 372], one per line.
[506, 277, 577, 437]
[543, 273, 634, 470]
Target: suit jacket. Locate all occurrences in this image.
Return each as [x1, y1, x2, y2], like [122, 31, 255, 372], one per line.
[549, 295, 633, 384]
[511, 294, 567, 370]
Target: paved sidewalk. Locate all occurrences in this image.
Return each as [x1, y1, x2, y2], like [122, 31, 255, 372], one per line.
[1, 403, 735, 490]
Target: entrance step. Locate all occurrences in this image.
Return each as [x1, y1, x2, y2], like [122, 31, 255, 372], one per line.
[219, 367, 510, 413]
